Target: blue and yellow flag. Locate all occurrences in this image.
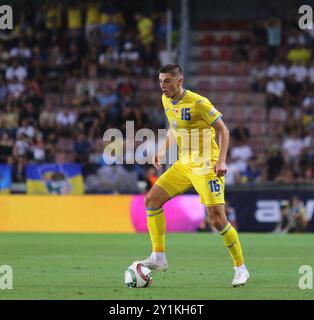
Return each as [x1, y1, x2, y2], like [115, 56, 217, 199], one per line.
[26, 163, 84, 194]
[0, 165, 12, 194]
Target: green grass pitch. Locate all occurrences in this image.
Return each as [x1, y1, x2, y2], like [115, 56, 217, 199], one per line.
[0, 233, 313, 300]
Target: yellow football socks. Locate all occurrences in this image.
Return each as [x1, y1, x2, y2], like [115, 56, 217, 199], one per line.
[220, 222, 244, 267]
[146, 208, 166, 253]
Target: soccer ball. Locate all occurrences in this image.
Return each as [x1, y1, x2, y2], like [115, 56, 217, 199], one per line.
[124, 263, 153, 288]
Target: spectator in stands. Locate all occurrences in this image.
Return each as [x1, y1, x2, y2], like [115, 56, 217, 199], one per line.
[251, 20, 266, 45]
[135, 13, 155, 47]
[85, 0, 101, 38]
[274, 165, 296, 184]
[231, 120, 250, 144]
[67, 1, 83, 32]
[265, 144, 284, 181]
[303, 122, 314, 149]
[82, 44, 99, 78]
[282, 128, 304, 169]
[75, 76, 96, 99]
[13, 133, 32, 159]
[299, 166, 314, 184]
[287, 28, 306, 48]
[44, 132, 57, 162]
[10, 40, 32, 61]
[1, 103, 18, 137]
[88, 139, 104, 164]
[241, 156, 262, 184]
[0, 76, 8, 104]
[86, 163, 139, 194]
[12, 156, 27, 182]
[300, 123, 314, 181]
[19, 102, 39, 127]
[265, 18, 281, 62]
[56, 106, 77, 129]
[158, 42, 177, 67]
[250, 61, 267, 92]
[267, 58, 287, 79]
[307, 61, 314, 84]
[230, 140, 253, 172]
[140, 43, 160, 76]
[74, 132, 91, 163]
[7, 77, 25, 99]
[44, 2, 62, 31]
[100, 0, 124, 26]
[98, 45, 121, 77]
[273, 200, 292, 233]
[5, 59, 28, 83]
[15, 13, 33, 40]
[96, 85, 118, 109]
[231, 44, 248, 63]
[284, 74, 303, 106]
[288, 62, 308, 83]
[32, 133, 46, 163]
[301, 90, 314, 128]
[265, 75, 285, 115]
[99, 15, 121, 50]
[120, 41, 140, 75]
[16, 118, 36, 139]
[64, 42, 81, 76]
[39, 103, 56, 133]
[46, 45, 64, 92]
[0, 43, 10, 75]
[290, 196, 308, 232]
[0, 132, 14, 163]
[287, 43, 311, 66]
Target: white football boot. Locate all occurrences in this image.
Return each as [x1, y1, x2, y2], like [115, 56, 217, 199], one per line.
[133, 253, 168, 272]
[232, 265, 250, 287]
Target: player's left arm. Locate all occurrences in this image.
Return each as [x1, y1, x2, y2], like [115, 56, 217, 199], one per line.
[196, 99, 229, 177]
[212, 118, 230, 177]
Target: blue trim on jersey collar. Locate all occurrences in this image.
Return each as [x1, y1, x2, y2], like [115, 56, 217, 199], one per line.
[170, 89, 187, 105]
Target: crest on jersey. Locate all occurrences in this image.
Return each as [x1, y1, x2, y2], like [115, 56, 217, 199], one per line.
[172, 108, 179, 115]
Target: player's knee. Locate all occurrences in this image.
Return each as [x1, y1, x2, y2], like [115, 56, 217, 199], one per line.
[207, 207, 227, 230]
[144, 192, 162, 209]
[212, 218, 227, 230]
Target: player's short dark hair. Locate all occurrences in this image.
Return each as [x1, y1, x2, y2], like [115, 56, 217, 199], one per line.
[159, 64, 183, 76]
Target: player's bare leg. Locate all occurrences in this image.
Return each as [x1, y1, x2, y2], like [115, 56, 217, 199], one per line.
[133, 184, 171, 272]
[207, 204, 249, 287]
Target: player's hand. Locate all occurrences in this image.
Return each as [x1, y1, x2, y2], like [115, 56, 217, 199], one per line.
[152, 154, 162, 170]
[214, 159, 227, 177]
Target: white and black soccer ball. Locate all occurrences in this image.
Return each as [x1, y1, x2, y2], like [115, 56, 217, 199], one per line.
[124, 263, 153, 288]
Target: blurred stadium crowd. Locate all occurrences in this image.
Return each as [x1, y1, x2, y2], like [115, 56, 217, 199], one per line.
[0, 0, 313, 193]
[0, 0, 173, 192]
[248, 18, 314, 185]
[193, 17, 314, 186]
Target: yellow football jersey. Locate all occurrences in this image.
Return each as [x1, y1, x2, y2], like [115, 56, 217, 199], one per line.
[162, 89, 222, 172]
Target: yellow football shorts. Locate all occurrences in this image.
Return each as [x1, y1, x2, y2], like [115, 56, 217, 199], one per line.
[155, 161, 225, 207]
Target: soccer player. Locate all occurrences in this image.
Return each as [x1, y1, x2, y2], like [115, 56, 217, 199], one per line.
[134, 64, 249, 287]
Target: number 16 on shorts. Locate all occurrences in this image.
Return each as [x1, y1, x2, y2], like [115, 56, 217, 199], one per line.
[208, 179, 220, 192]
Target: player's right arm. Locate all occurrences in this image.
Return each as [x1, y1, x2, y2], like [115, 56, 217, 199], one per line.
[152, 128, 175, 170]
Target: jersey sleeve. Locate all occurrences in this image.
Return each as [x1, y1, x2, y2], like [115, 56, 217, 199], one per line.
[196, 99, 222, 127]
